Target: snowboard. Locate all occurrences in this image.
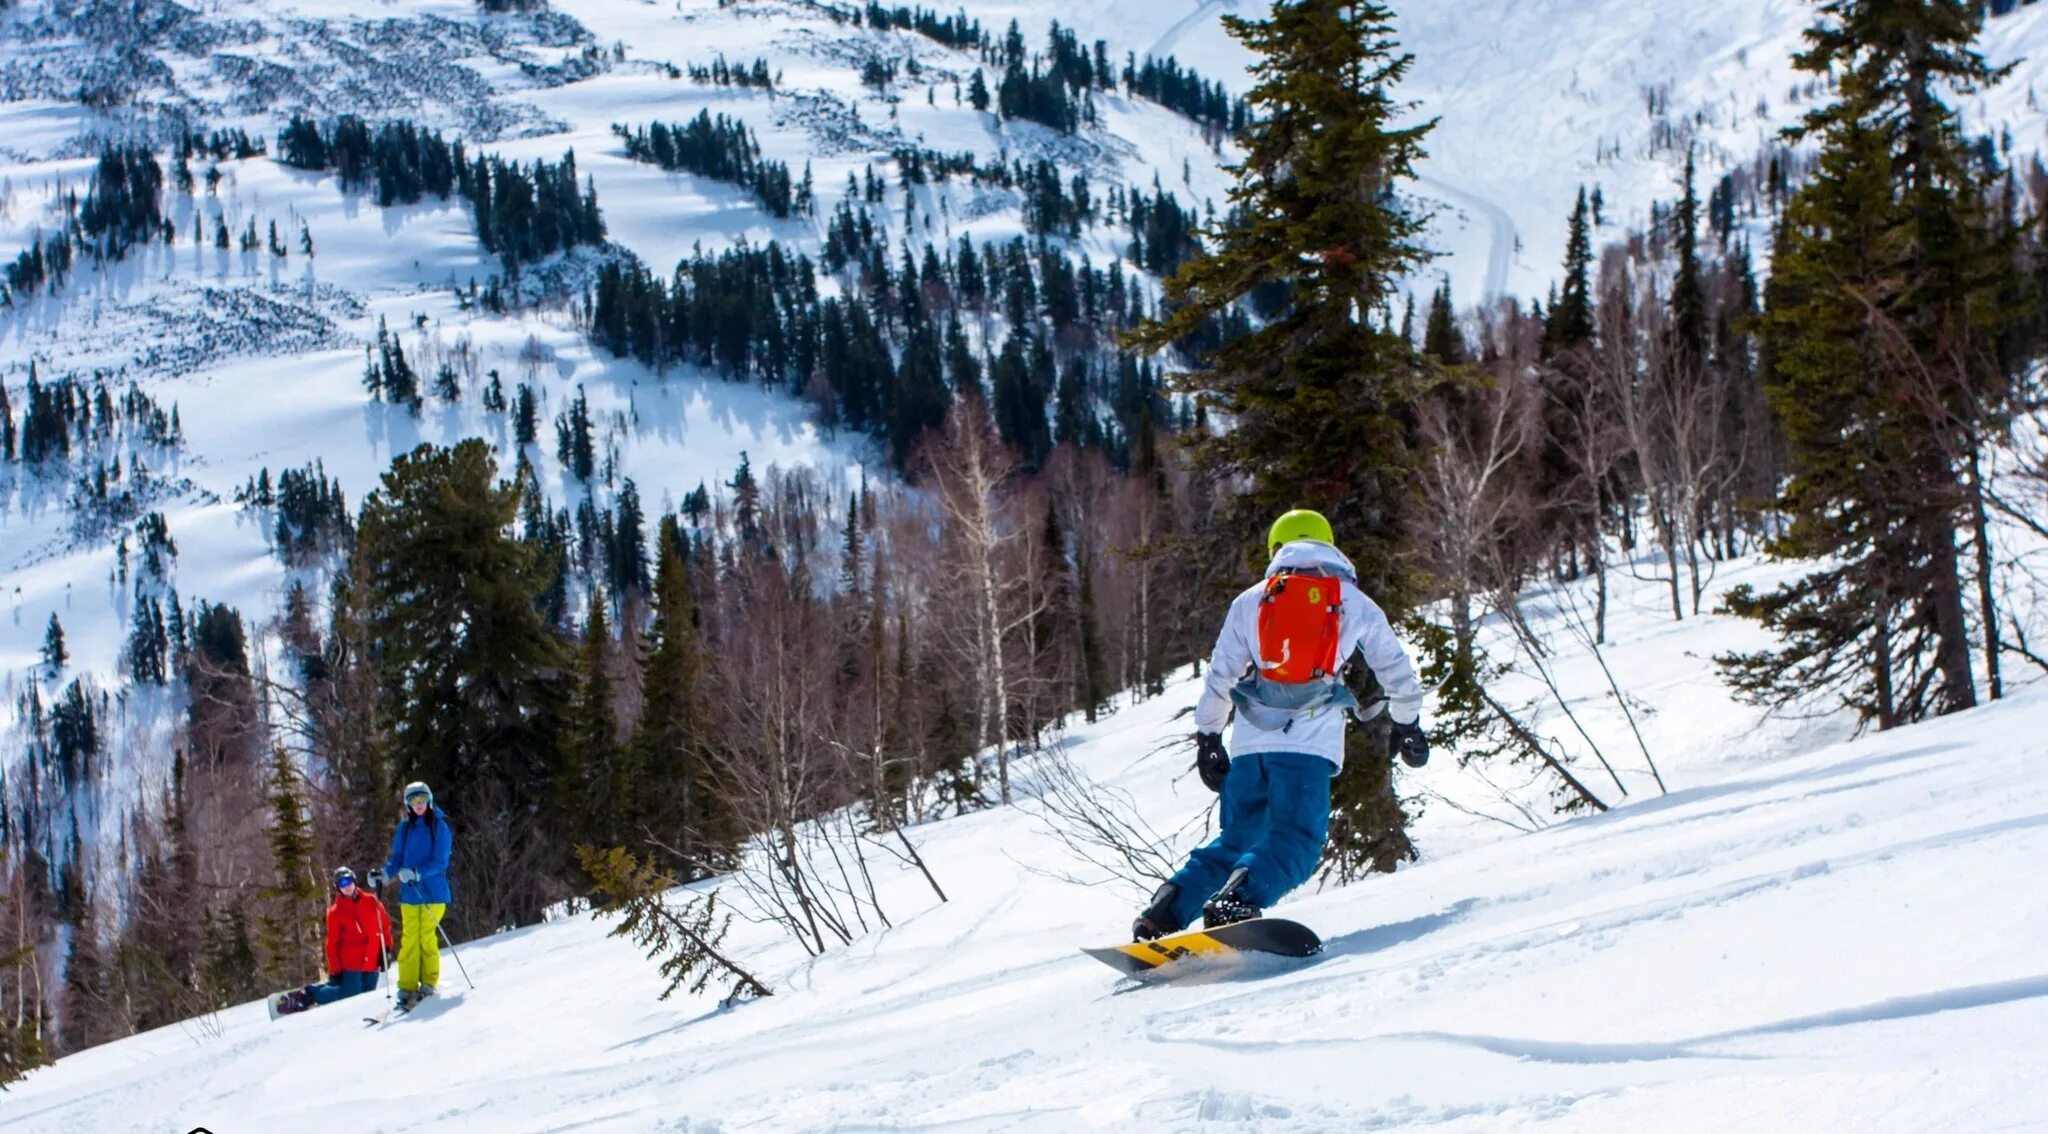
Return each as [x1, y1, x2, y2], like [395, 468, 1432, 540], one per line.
[266, 988, 312, 1020]
[1083, 917, 1322, 978]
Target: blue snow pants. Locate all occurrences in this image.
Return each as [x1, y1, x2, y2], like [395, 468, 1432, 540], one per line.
[308, 968, 379, 1005]
[1165, 750, 1335, 930]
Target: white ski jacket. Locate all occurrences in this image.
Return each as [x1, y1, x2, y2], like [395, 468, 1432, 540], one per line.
[1191, 541, 1425, 769]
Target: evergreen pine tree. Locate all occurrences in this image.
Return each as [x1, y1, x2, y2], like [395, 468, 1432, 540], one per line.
[256, 747, 321, 986]
[729, 452, 762, 547]
[556, 386, 596, 482]
[41, 614, 65, 673]
[612, 478, 648, 597]
[564, 588, 626, 852]
[1125, 0, 1434, 878]
[59, 904, 116, 1054]
[357, 440, 570, 925]
[514, 383, 540, 446]
[200, 901, 260, 1009]
[1422, 280, 1462, 364]
[633, 526, 732, 875]
[838, 488, 865, 603]
[1668, 149, 1708, 363]
[1546, 187, 1595, 350]
[125, 598, 168, 684]
[1721, 0, 2020, 727]
[135, 754, 203, 1011]
[164, 587, 187, 660]
[574, 846, 769, 1001]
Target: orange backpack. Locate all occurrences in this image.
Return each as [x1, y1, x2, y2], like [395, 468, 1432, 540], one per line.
[1255, 571, 1342, 683]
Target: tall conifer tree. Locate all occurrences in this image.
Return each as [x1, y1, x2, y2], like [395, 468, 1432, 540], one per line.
[1546, 187, 1596, 351]
[256, 747, 321, 985]
[1723, 0, 2018, 726]
[357, 440, 569, 925]
[634, 522, 730, 875]
[565, 588, 627, 852]
[1126, 0, 1434, 877]
[1668, 150, 1708, 362]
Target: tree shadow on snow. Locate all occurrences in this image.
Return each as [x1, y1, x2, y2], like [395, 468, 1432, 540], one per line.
[601, 997, 745, 1052]
[1317, 898, 1482, 962]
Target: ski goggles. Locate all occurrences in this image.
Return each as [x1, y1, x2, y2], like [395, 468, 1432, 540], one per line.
[405, 792, 430, 806]
[335, 873, 357, 889]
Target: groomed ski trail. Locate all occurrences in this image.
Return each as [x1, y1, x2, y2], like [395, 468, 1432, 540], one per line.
[1417, 175, 1518, 302]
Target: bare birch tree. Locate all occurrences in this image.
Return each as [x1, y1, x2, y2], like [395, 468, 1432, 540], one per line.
[917, 397, 1045, 805]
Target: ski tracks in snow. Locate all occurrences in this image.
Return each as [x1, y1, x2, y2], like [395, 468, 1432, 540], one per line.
[1148, 0, 1235, 61]
[1417, 174, 1518, 302]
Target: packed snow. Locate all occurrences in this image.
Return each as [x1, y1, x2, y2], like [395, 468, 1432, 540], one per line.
[6, 553, 2046, 1132]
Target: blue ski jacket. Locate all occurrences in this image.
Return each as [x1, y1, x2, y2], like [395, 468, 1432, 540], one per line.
[382, 808, 454, 906]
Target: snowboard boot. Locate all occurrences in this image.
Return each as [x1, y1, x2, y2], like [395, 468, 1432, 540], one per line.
[1201, 867, 1262, 929]
[1132, 881, 1184, 941]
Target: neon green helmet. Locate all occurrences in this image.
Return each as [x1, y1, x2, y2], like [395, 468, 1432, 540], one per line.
[1268, 509, 1335, 556]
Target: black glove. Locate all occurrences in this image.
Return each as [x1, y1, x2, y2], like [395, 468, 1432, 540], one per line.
[1195, 732, 1231, 792]
[1390, 720, 1430, 768]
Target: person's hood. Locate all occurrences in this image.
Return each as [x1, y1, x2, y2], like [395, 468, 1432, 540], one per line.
[1265, 540, 1358, 582]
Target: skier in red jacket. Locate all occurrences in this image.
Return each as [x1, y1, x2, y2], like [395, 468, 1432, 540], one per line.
[277, 867, 395, 1014]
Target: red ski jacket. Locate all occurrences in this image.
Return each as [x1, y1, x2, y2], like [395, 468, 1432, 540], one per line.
[326, 889, 395, 974]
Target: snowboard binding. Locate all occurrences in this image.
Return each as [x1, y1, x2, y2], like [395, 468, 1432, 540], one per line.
[1132, 881, 1185, 942]
[1201, 867, 1262, 929]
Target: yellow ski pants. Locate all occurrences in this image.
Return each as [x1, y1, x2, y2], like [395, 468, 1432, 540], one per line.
[396, 903, 445, 991]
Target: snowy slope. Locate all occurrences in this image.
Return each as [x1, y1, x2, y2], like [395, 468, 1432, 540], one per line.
[6, 560, 2047, 1132]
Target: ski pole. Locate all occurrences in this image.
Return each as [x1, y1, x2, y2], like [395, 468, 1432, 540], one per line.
[372, 868, 397, 1010]
[437, 921, 475, 990]
[381, 931, 395, 1011]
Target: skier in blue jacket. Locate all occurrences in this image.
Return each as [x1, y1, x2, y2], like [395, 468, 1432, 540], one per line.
[378, 780, 453, 1008]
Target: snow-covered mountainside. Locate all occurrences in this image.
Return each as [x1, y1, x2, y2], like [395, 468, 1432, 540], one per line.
[7, 559, 2047, 1132]
[4, 0, 2048, 1123]
[990, 0, 2048, 301]
[5, 0, 2045, 773]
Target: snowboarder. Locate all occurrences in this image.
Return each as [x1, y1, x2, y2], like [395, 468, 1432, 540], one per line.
[380, 781, 453, 1010]
[272, 867, 395, 1015]
[1134, 509, 1430, 940]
